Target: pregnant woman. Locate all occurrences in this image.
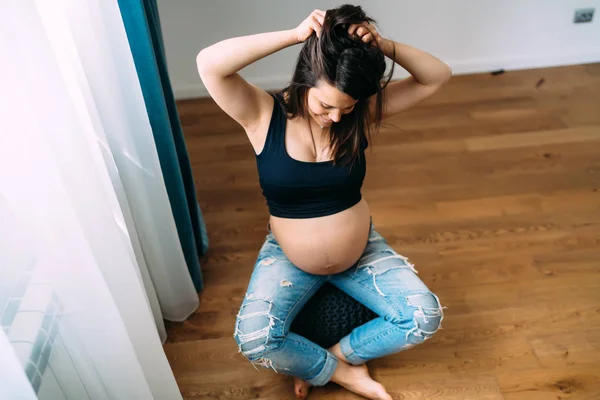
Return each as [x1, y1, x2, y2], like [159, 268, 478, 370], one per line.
[197, 5, 451, 399]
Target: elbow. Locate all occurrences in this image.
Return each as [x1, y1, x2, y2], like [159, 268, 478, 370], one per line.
[420, 62, 452, 88]
[196, 48, 219, 79]
[427, 63, 452, 88]
[437, 62, 452, 86]
[196, 49, 210, 77]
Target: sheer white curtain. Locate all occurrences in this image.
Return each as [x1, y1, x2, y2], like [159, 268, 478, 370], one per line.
[0, 0, 197, 398]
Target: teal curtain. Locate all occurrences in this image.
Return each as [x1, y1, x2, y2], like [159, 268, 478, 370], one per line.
[118, 0, 207, 291]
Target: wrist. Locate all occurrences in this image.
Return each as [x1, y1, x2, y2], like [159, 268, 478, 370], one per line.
[379, 38, 395, 57]
[287, 28, 302, 45]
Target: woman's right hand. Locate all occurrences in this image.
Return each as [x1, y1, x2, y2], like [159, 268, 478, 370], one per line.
[294, 10, 325, 42]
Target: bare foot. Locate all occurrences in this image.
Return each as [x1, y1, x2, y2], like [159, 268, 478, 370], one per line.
[331, 362, 392, 400]
[328, 342, 349, 363]
[293, 377, 312, 399]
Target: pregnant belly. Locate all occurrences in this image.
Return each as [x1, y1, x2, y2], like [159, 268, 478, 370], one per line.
[269, 199, 371, 275]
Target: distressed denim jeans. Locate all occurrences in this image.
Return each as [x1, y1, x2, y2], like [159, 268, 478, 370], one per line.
[234, 224, 444, 386]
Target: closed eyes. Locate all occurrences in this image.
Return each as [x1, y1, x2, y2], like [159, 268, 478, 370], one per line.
[321, 102, 355, 111]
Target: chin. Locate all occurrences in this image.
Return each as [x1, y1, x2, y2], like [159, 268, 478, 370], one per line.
[308, 109, 333, 127]
[318, 115, 333, 127]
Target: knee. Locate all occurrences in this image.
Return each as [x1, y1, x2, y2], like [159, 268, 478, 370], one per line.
[403, 292, 444, 344]
[233, 297, 284, 361]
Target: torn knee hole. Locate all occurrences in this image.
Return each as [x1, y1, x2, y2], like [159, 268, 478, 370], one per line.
[359, 253, 418, 296]
[406, 293, 444, 342]
[234, 299, 282, 357]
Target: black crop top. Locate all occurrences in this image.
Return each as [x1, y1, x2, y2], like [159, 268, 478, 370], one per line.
[255, 94, 367, 219]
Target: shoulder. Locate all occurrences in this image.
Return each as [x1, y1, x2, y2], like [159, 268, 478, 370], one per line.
[247, 92, 289, 154]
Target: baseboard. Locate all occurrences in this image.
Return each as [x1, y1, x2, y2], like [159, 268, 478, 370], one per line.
[448, 50, 600, 76]
[174, 50, 600, 100]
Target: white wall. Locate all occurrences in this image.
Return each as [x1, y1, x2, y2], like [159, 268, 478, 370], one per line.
[157, 0, 600, 99]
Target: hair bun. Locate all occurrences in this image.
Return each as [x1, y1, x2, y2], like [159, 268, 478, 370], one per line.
[314, 5, 387, 99]
[320, 4, 375, 55]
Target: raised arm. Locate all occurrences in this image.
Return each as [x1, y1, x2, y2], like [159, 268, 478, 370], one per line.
[196, 10, 326, 134]
[378, 39, 452, 116]
[348, 23, 452, 119]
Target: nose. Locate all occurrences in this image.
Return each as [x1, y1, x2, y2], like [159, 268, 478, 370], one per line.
[329, 110, 342, 122]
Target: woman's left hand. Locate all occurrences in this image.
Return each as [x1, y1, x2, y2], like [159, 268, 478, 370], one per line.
[347, 22, 384, 46]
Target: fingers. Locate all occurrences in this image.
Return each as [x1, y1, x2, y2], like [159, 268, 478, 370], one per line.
[348, 22, 378, 44]
[347, 23, 359, 37]
[348, 24, 369, 41]
[314, 12, 324, 26]
[310, 15, 323, 38]
[312, 10, 325, 38]
[311, 11, 379, 43]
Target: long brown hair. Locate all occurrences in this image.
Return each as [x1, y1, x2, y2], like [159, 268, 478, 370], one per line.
[281, 4, 394, 164]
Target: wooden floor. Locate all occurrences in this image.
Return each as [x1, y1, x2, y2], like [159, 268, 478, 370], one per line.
[164, 64, 600, 399]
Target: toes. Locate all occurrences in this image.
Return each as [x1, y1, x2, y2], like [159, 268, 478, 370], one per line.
[293, 378, 310, 399]
[373, 383, 392, 400]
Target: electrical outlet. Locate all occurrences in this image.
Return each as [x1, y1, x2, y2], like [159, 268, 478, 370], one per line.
[574, 8, 594, 23]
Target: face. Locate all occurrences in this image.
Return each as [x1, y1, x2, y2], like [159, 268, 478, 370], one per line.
[307, 80, 357, 128]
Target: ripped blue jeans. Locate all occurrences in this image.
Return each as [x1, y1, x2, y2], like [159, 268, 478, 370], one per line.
[234, 224, 443, 387]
